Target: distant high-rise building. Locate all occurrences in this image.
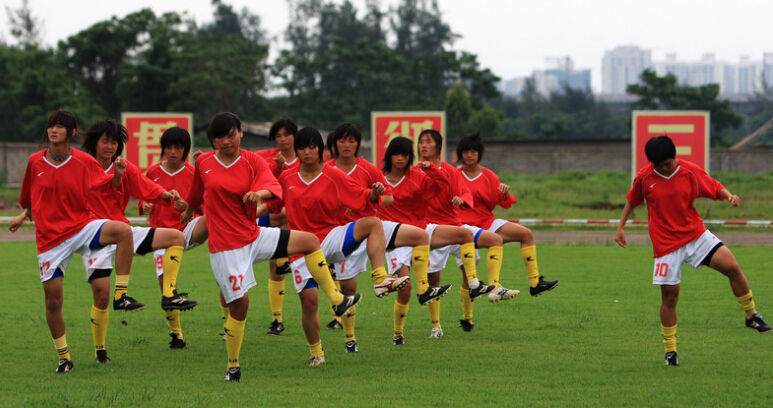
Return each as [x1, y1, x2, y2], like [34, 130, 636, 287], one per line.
[763, 52, 773, 89]
[499, 56, 590, 96]
[602, 46, 653, 94]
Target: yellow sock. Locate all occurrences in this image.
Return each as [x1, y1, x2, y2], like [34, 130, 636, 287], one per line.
[487, 246, 503, 288]
[165, 309, 182, 336]
[342, 305, 357, 342]
[53, 334, 70, 361]
[309, 340, 324, 358]
[737, 291, 756, 313]
[412, 245, 430, 294]
[371, 266, 387, 285]
[460, 286, 473, 320]
[276, 257, 289, 269]
[162, 246, 184, 297]
[661, 324, 677, 353]
[304, 250, 344, 304]
[394, 301, 409, 337]
[224, 315, 246, 369]
[428, 299, 441, 328]
[114, 274, 129, 300]
[221, 304, 229, 327]
[90, 305, 109, 352]
[268, 279, 285, 323]
[521, 245, 540, 287]
[459, 242, 478, 284]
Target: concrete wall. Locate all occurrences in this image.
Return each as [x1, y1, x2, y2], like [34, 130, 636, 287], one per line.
[3, 140, 773, 187]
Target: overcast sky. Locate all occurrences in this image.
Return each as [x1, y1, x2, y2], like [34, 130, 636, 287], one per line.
[3, 0, 772, 92]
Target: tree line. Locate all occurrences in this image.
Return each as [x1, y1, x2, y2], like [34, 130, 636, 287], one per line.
[2, 0, 765, 146]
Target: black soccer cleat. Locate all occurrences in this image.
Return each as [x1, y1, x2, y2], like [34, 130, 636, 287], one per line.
[169, 333, 186, 349]
[225, 367, 241, 382]
[113, 293, 145, 312]
[266, 319, 285, 335]
[276, 262, 292, 275]
[665, 351, 679, 366]
[345, 340, 359, 353]
[459, 319, 475, 332]
[393, 335, 405, 345]
[745, 313, 772, 333]
[469, 282, 496, 301]
[529, 276, 560, 296]
[55, 358, 73, 373]
[161, 292, 198, 311]
[326, 318, 343, 330]
[95, 350, 110, 363]
[417, 284, 452, 306]
[332, 293, 361, 317]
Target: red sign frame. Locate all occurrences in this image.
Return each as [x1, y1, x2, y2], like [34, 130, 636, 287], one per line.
[371, 111, 446, 170]
[631, 111, 710, 177]
[121, 113, 193, 173]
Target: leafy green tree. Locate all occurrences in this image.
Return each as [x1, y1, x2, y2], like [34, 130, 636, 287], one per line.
[469, 105, 502, 138]
[444, 83, 472, 139]
[5, 0, 43, 48]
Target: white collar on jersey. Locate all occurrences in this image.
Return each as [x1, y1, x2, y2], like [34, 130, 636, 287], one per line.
[654, 166, 680, 180]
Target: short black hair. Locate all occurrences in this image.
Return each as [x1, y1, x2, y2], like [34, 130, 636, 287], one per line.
[294, 127, 325, 163]
[82, 118, 127, 161]
[418, 129, 443, 155]
[456, 131, 484, 163]
[269, 118, 298, 141]
[328, 122, 361, 157]
[207, 112, 241, 147]
[644, 135, 676, 165]
[383, 136, 414, 173]
[160, 126, 192, 161]
[42, 109, 78, 145]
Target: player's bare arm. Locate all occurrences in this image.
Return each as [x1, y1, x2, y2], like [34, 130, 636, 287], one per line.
[8, 208, 31, 232]
[243, 189, 274, 204]
[369, 182, 385, 202]
[112, 157, 127, 188]
[719, 188, 741, 207]
[450, 195, 465, 207]
[615, 201, 635, 248]
[498, 182, 511, 200]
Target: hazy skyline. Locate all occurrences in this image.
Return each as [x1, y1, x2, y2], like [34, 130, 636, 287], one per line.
[3, 0, 772, 92]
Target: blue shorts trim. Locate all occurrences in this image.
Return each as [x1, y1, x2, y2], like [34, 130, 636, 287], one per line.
[341, 222, 360, 257]
[47, 267, 64, 281]
[89, 222, 106, 250]
[303, 278, 319, 291]
[258, 214, 271, 227]
[473, 229, 483, 247]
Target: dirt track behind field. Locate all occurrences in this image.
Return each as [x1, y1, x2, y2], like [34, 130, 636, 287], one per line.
[2, 228, 772, 246]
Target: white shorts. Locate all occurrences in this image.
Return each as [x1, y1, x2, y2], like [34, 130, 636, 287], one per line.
[652, 230, 723, 285]
[320, 222, 360, 265]
[386, 246, 413, 274]
[37, 219, 108, 282]
[83, 226, 153, 273]
[487, 218, 509, 233]
[335, 220, 400, 281]
[288, 255, 316, 294]
[152, 216, 204, 277]
[210, 227, 282, 303]
[427, 224, 484, 272]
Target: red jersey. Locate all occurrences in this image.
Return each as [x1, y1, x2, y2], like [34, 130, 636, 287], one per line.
[269, 164, 377, 241]
[327, 157, 391, 222]
[140, 162, 200, 231]
[186, 150, 281, 253]
[378, 166, 449, 229]
[257, 148, 299, 178]
[418, 161, 473, 226]
[457, 167, 516, 229]
[89, 160, 166, 224]
[20, 149, 114, 252]
[627, 159, 724, 257]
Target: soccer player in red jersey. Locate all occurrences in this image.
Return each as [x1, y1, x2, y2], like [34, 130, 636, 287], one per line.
[267, 127, 406, 353]
[140, 127, 209, 348]
[180, 113, 359, 380]
[616, 135, 771, 366]
[9, 110, 135, 372]
[456, 133, 558, 298]
[328, 123, 448, 347]
[416, 129, 503, 335]
[256, 118, 300, 336]
[81, 120, 198, 323]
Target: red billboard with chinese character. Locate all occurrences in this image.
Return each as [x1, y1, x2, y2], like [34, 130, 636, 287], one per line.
[632, 111, 710, 177]
[371, 111, 446, 169]
[122, 113, 193, 173]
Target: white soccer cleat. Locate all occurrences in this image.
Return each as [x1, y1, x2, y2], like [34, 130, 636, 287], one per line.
[374, 274, 410, 297]
[429, 327, 444, 339]
[309, 355, 326, 366]
[488, 286, 520, 303]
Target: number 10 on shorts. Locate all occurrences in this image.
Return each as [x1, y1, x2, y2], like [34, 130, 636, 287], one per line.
[654, 263, 669, 277]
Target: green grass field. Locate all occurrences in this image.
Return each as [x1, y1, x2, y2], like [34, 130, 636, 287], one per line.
[1, 241, 771, 407]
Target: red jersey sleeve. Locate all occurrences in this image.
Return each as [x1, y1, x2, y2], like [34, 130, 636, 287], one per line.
[186, 152, 208, 211]
[485, 169, 516, 208]
[246, 151, 282, 201]
[681, 160, 724, 200]
[627, 166, 648, 207]
[328, 165, 379, 213]
[125, 162, 166, 203]
[19, 156, 34, 210]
